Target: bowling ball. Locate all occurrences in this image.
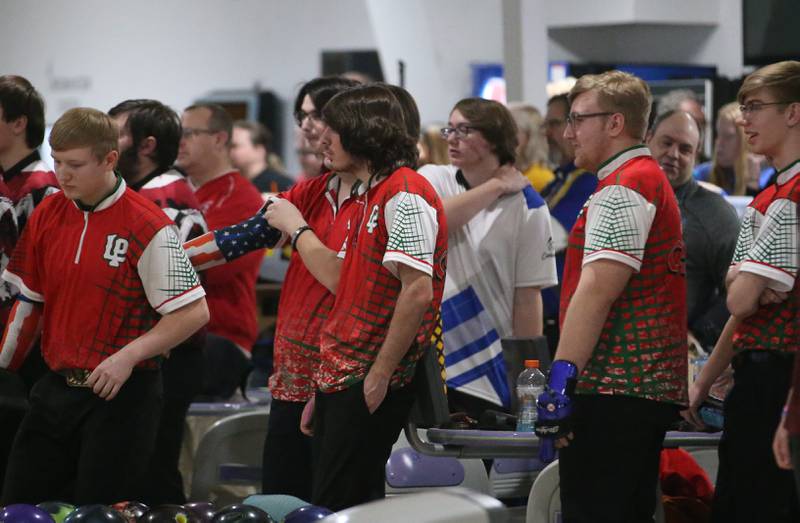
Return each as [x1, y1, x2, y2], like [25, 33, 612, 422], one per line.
[139, 505, 200, 523]
[110, 503, 148, 523]
[283, 506, 334, 523]
[0, 504, 55, 523]
[64, 505, 125, 523]
[36, 502, 75, 523]
[182, 503, 215, 523]
[211, 505, 275, 523]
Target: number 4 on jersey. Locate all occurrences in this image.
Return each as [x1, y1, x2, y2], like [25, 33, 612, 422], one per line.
[366, 204, 380, 234]
[103, 234, 129, 267]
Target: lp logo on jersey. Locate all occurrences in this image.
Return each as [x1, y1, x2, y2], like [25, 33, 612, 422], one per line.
[366, 205, 380, 234]
[103, 234, 129, 268]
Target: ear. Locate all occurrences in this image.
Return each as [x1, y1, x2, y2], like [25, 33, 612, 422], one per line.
[786, 102, 800, 128]
[104, 149, 119, 170]
[216, 131, 230, 149]
[10, 115, 27, 136]
[607, 113, 626, 138]
[139, 136, 157, 157]
[644, 129, 654, 144]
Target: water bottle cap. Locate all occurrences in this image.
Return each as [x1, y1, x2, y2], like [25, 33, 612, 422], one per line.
[524, 359, 539, 368]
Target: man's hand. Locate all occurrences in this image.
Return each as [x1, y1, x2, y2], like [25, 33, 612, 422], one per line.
[681, 379, 712, 429]
[87, 351, 137, 401]
[534, 360, 578, 461]
[491, 165, 529, 195]
[300, 396, 315, 436]
[363, 368, 390, 414]
[263, 198, 306, 236]
[759, 288, 789, 306]
[773, 414, 793, 470]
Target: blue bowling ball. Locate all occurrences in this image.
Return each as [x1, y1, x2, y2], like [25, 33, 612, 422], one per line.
[63, 505, 125, 523]
[1, 505, 55, 523]
[211, 505, 275, 523]
[283, 506, 333, 523]
[183, 503, 215, 523]
[139, 505, 200, 523]
[36, 502, 75, 523]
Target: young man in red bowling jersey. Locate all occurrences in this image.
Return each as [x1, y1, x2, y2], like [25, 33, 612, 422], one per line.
[0, 107, 209, 504]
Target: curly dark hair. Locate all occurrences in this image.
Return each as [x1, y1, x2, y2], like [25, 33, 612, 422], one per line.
[452, 98, 518, 166]
[322, 84, 418, 179]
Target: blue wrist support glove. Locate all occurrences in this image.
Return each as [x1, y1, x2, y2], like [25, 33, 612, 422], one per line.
[534, 359, 578, 462]
[214, 201, 283, 261]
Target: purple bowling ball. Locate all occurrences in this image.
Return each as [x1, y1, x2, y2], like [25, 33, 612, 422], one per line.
[139, 505, 200, 523]
[62, 505, 125, 523]
[183, 503, 215, 523]
[283, 506, 333, 523]
[210, 505, 274, 523]
[0, 505, 55, 523]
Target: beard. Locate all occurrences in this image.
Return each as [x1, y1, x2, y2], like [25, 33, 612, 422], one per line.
[116, 145, 140, 181]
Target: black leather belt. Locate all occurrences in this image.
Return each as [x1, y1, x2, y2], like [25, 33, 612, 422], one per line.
[59, 369, 91, 387]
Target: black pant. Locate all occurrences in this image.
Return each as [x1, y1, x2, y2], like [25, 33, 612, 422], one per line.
[712, 350, 799, 523]
[792, 436, 800, 506]
[311, 382, 415, 511]
[558, 394, 678, 523]
[1, 370, 162, 505]
[261, 399, 313, 500]
[138, 344, 204, 505]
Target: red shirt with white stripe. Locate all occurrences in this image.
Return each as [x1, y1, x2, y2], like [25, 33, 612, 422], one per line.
[2, 177, 204, 371]
[195, 171, 263, 351]
[730, 160, 800, 355]
[316, 167, 448, 393]
[561, 145, 688, 405]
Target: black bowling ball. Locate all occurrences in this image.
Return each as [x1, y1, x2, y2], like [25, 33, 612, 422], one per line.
[211, 505, 275, 523]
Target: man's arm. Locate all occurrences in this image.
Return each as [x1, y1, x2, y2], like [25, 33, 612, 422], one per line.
[363, 263, 433, 413]
[87, 298, 209, 400]
[727, 272, 771, 318]
[442, 166, 528, 230]
[553, 259, 633, 369]
[0, 298, 43, 370]
[513, 286, 543, 337]
[264, 197, 342, 293]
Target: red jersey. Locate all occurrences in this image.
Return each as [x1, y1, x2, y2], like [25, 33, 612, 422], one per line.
[561, 146, 687, 405]
[132, 169, 208, 243]
[0, 151, 59, 330]
[3, 177, 205, 371]
[195, 171, 263, 351]
[730, 160, 800, 354]
[316, 167, 448, 393]
[269, 173, 359, 401]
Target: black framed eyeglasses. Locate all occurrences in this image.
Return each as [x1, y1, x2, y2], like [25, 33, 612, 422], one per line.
[739, 101, 795, 115]
[295, 110, 321, 125]
[565, 112, 614, 128]
[440, 125, 477, 139]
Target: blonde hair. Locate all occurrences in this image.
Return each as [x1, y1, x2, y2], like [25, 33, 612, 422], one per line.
[738, 60, 800, 105]
[508, 102, 549, 171]
[568, 70, 652, 141]
[711, 102, 748, 196]
[49, 107, 118, 160]
[418, 124, 450, 166]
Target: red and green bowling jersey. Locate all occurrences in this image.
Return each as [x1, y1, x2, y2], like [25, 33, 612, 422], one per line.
[316, 167, 448, 393]
[730, 160, 800, 354]
[3, 178, 205, 371]
[269, 172, 360, 402]
[560, 145, 688, 405]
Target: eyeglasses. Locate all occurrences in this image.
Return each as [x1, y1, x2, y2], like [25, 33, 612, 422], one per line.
[739, 101, 795, 115]
[565, 112, 614, 128]
[440, 125, 477, 139]
[295, 110, 321, 125]
[181, 128, 216, 139]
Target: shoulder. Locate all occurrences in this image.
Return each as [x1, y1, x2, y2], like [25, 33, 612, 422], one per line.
[382, 167, 441, 201]
[122, 188, 174, 225]
[610, 157, 669, 198]
[21, 162, 58, 189]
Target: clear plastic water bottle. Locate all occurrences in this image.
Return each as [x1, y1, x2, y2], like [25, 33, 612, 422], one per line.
[516, 359, 546, 432]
